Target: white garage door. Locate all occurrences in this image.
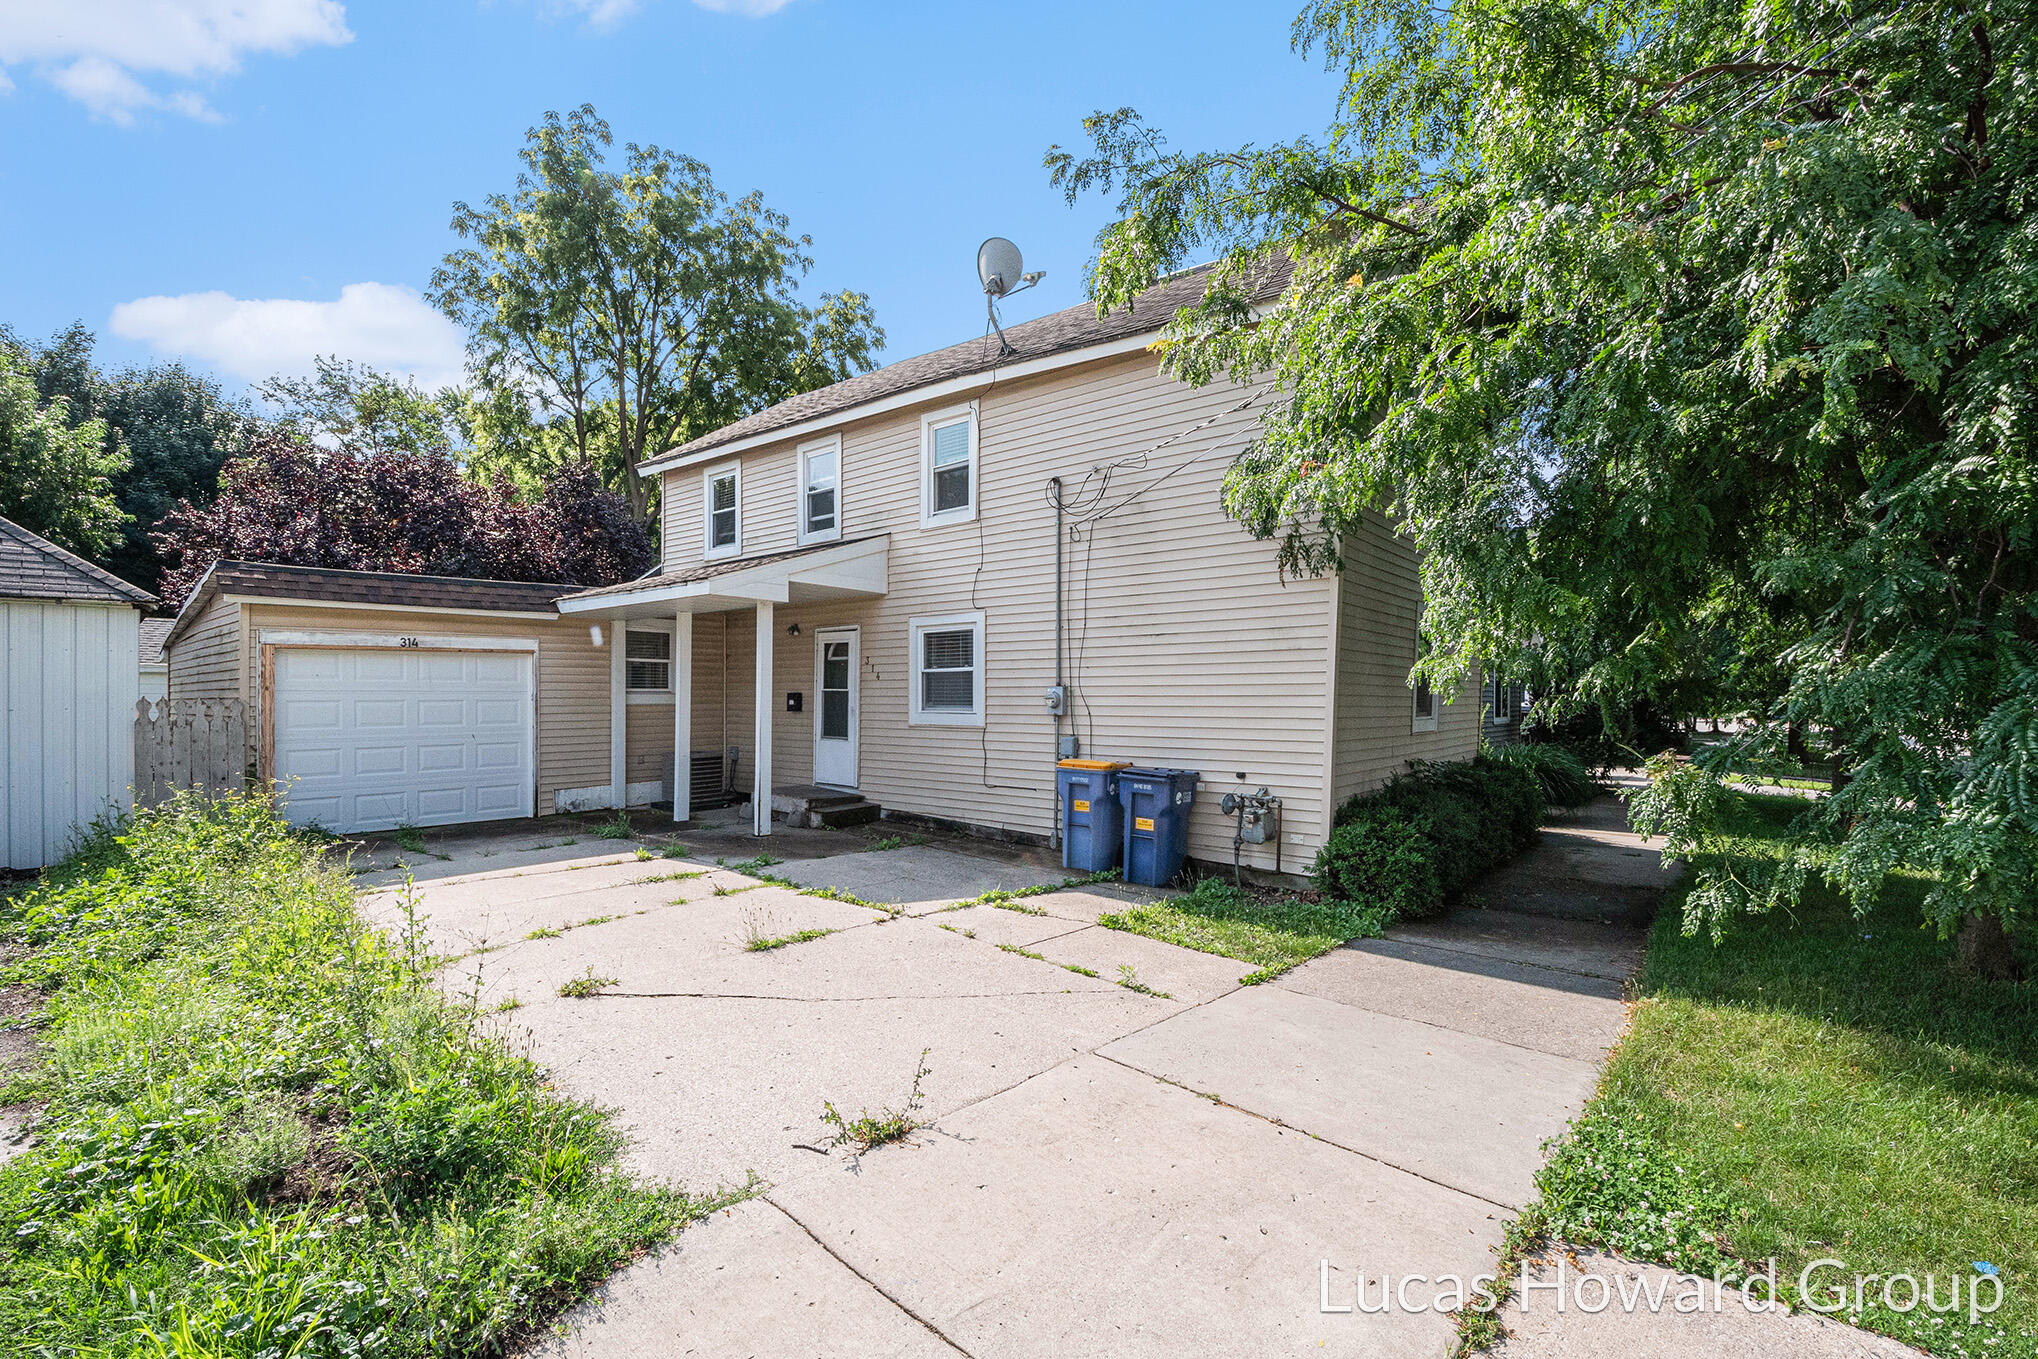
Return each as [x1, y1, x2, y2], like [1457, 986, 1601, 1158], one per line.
[273, 647, 534, 834]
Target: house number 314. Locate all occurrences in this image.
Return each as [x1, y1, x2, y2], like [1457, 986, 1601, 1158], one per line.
[398, 636, 423, 648]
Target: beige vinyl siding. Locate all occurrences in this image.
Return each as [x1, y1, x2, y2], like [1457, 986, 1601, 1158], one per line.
[166, 595, 244, 703]
[1329, 513, 1482, 808]
[232, 604, 612, 816]
[665, 351, 1339, 870]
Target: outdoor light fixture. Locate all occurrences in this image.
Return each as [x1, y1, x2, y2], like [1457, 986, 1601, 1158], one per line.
[787, 622, 801, 636]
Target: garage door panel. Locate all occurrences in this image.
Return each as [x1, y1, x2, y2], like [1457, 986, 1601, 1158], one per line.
[353, 745, 409, 776]
[281, 749, 341, 779]
[273, 647, 533, 834]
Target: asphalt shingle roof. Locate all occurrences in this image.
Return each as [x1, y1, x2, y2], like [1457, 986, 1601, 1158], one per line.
[139, 618, 174, 665]
[557, 539, 870, 601]
[0, 515, 155, 605]
[649, 257, 1292, 468]
[162, 560, 573, 651]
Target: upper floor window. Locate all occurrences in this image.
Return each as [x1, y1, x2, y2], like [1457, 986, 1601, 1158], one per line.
[920, 403, 977, 528]
[704, 463, 740, 558]
[798, 436, 841, 544]
[626, 628, 672, 692]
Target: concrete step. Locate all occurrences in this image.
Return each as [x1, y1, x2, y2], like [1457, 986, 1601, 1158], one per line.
[812, 801, 882, 829]
[769, 783, 883, 829]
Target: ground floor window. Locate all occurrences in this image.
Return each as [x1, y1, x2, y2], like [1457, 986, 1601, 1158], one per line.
[626, 627, 672, 692]
[909, 611, 984, 726]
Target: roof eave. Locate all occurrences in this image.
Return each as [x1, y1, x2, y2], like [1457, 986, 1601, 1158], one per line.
[636, 328, 1164, 477]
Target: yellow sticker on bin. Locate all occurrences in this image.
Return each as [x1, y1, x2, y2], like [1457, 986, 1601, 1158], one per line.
[1134, 816, 1155, 832]
[1072, 799, 1090, 812]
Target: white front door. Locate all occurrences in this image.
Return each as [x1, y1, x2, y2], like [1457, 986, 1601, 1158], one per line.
[272, 646, 535, 833]
[812, 627, 858, 788]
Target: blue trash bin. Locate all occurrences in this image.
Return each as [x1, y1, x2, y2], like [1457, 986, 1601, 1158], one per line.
[1118, 767, 1200, 886]
[1057, 759, 1129, 873]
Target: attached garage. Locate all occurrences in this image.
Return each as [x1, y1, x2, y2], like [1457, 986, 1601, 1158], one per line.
[160, 561, 671, 836]
[270, 642, 536, 833]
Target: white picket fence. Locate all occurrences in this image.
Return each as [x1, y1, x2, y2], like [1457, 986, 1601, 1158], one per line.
[133, 698, 249, 807]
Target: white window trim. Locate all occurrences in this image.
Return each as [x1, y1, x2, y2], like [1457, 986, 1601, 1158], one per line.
[1412, 678, 1438, 733]
[908, 610, 985, 727]
[919, 401, 979, 529]
[703, 462, 741, 560]
[795, 434, 843, 545]
[624, 622, 675, 704]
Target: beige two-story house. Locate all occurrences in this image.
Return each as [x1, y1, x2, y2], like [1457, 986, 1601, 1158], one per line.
[161, 265, 1478, 876]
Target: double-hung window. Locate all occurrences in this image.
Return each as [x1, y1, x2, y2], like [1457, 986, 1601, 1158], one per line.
[1492, 672, 1513, 722]
[798, 436, 841, 544]
[920, 403, 977, 527]
[703, 464, 740, 558]
[626, 628, 672, 695]
[909, 611, 984, 726]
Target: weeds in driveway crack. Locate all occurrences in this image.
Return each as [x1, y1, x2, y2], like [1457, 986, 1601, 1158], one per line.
[1115, 964, 1172, 999]
[558, 967, 620, 998]
[592, 810, 635, 840]
[819, 1049, 932, 1153]
[746, 927, 837, 952]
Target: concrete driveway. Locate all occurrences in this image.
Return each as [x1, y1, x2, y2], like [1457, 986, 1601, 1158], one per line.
[354, 821, 1621, 1358]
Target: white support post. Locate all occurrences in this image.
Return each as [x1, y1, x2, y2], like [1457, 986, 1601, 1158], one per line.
[608, 621, 627, 810]
[753, 600, 774, 836]
[672, 611, 692, 823]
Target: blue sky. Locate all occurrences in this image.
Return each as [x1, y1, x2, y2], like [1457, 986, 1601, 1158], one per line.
[0, 0, 1340, 399]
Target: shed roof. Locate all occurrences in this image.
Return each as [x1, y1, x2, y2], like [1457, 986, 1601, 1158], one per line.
[647, 256, 1292, 470]
[139, 618, 174, 665]
[0, 515, 155, 606]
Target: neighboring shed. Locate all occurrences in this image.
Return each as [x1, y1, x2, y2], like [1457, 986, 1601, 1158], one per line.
[139, 618, 173, 703]
[0, 515, 155, 869]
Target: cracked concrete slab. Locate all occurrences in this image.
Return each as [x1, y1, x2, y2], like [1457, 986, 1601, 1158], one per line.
[1282, 940, 1629, 1063]
[772, 845, 1071, 915]
[529, 1198, 957, 1359]
[356, 872, 734, 956]
[1024, 923, 1251, 1005]
[1385, 909, 1648, 983]
[769, 1055, 1500, 1359]
[1100, 982, 1598, 1209]
[918, 903, 1092, 949]
[486, 912, 1163, 1190]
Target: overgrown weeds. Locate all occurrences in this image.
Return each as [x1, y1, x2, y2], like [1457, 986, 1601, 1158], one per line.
[1099, 879, 1395, 982]
[0, 791, 720, 1356]
[819, 1050, 931, 1153]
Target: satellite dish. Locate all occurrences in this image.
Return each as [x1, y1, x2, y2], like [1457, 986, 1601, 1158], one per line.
[978, 237, 1024, 298]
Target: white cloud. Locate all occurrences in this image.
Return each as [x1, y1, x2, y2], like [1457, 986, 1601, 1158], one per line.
[109, 283, 469, 391]
[0, 0, 350, 122]
[690, 0, 797, 12]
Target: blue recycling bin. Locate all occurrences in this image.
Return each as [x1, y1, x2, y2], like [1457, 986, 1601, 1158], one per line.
[1057, 759, 1128, 873]
[1118, 767, 1200, 886]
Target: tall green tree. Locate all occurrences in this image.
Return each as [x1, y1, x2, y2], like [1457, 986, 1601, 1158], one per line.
[258, 357, 455, 460]
[0, 340, 128, 560]
[4, 322, 247, 593]
[430, 105, 884, 520]
[1047, 0, 2036, 972]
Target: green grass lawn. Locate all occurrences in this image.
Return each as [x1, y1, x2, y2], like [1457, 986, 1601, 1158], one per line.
[1518, 793, 2038, 1358]
[1096, 879, 1396, 983]
[0, 794, 736, 1357]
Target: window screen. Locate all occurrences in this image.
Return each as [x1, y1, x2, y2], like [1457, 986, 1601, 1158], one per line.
[709, 471, 738, 548]
[929, 418, 970, 514]
[919, 627, 976, 711]
[804, 448, 838, 535]
[626, 629, 671, 691]
[820, 639, 851, 739]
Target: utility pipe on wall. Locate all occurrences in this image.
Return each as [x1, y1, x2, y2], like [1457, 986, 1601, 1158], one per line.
[1049, 474, 1065, 850]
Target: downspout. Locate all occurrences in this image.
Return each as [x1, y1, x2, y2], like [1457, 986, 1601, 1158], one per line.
[1050, 475, 1065, 851]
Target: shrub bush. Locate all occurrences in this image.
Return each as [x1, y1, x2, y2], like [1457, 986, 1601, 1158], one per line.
[1320, 754, 1547, 909]
[1488, 741, 1598, 808]
[1312, 807, 1443, 918]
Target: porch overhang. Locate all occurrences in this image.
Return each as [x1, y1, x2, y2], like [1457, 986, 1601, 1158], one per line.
[555, 535, 888, 621]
